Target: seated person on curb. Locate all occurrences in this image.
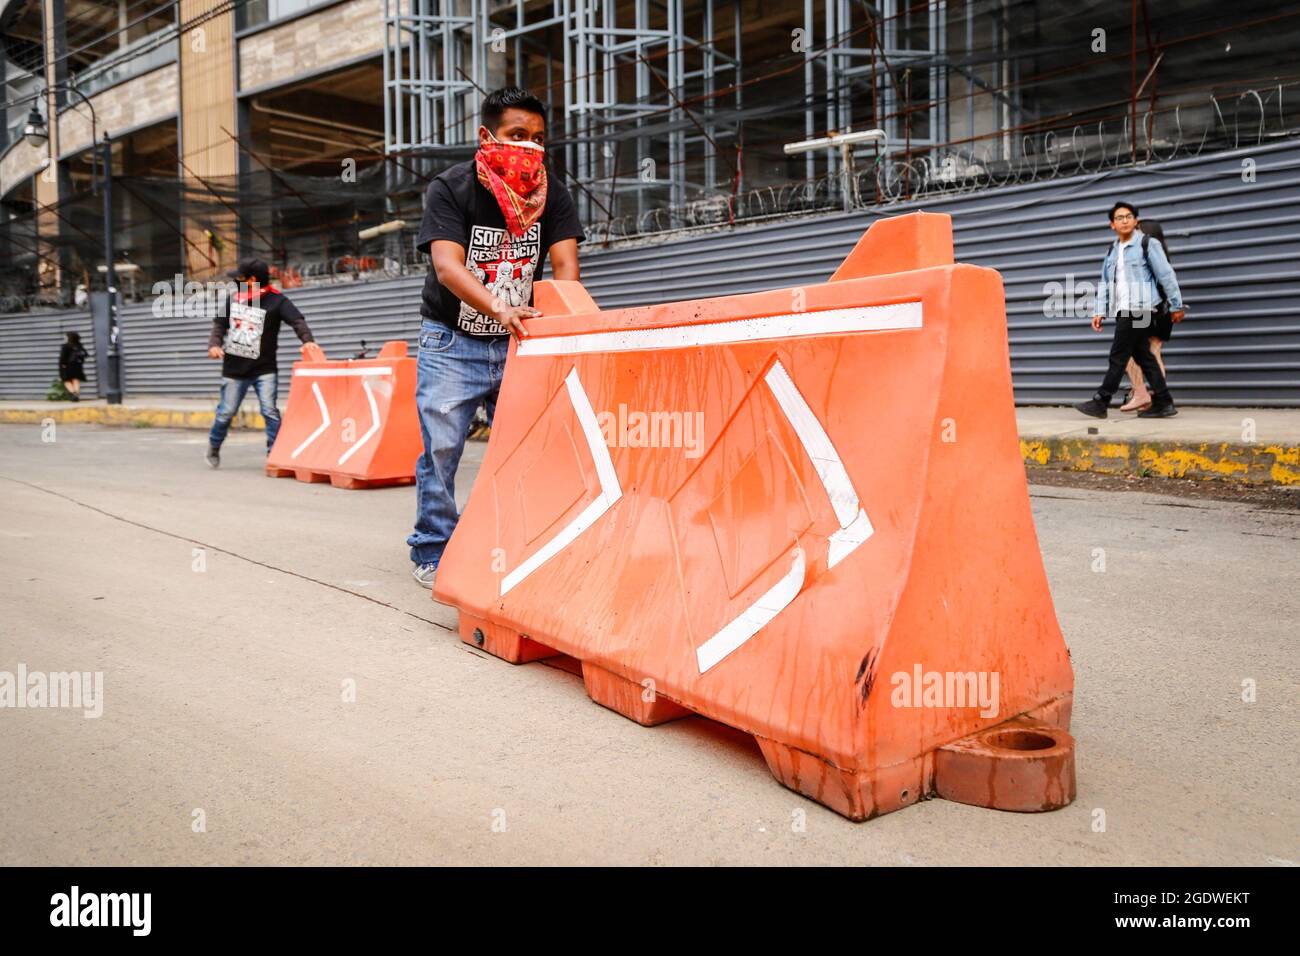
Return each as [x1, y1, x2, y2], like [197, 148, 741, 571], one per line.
[406, 86, 585, 589]
[205, 258, 315, 467]
[1075, 200, 1185, 420]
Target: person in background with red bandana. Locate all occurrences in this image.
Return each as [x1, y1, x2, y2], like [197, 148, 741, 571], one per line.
[407, 87, 585, 589]
[204, 258, 315, 468]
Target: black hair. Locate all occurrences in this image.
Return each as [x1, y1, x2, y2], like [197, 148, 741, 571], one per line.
[235, 258, 271, 286]
[481, 86, 547, 132]
[65, 331, 81, 345]
[1109, 200, 1139, 221]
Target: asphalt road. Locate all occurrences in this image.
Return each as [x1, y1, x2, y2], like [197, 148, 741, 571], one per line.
[1, 423, 1296, 865]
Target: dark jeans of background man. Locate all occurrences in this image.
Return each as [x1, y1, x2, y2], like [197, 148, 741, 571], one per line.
[1094, 312, 1172, 405]
[208, 372, 281, 452]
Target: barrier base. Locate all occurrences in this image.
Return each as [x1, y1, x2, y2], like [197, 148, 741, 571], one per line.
[761, 739, 928, 821]
[451, 608, 1075, 820]
[265, 464, 415, 490]
[763, 699, 1073, 820]
[581, 663, 693, 726]
[933, 713, 1076, 813]
[458, 614, 559, 663]
[759, 710, 1075, 821]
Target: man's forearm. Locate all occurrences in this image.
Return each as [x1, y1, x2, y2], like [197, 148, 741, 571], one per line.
[286, 310, 315, 343]
[436, 261, 501, 318]
[208, 316, 227, 349]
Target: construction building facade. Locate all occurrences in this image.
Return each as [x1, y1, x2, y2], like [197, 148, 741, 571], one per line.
[0, 0, 1296, 312]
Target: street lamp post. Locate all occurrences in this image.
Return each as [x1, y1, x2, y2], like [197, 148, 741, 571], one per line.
[100, 130, 118, 399]
[24, 87, 122, 404]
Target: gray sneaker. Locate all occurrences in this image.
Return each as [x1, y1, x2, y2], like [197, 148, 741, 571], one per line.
[205, 445, 221, 468]
[412, 563, 437, 589]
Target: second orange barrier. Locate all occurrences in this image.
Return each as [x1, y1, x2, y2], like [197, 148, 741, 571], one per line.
[266, 340, 420, 489]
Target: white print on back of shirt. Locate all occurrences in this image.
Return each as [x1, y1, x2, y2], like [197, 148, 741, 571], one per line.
[459, 223, 541, 335]
[225, 302, 267, 359]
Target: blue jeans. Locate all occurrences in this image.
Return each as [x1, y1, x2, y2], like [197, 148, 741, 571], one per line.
[407, 321, 508, 567]
[208, 372, 280, 452]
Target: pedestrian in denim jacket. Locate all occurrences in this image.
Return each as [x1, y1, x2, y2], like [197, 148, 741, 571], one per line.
[1116, 219, 1183, 411]
[1075, 201, 1186, 419]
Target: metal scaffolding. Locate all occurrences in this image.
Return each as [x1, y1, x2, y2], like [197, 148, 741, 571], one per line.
[382, 0, 748, 224]
[382, 0, 480, 168]
[380, 1, 956, 225]
[814, 1, 947, 187]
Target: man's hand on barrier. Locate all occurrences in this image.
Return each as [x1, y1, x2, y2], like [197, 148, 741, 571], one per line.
[1090, 314, 1104, 332]
[493, 303, 540, 340]
[1171, 309, 1185, 323]
[207, 346, 224, 359]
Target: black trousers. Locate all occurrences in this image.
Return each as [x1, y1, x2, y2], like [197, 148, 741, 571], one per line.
[1095, 311, 1172, 405]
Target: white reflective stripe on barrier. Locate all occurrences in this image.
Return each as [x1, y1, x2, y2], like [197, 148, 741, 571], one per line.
[499, 367, 623, 597]
[293, 367, 394, 377]
[764, 361, 875, 569]
[516, 302, 922, 356]
[291, 382, 332, 459]
[337, 379, 381, 467]
[694, 360, 874, 672]
[696, 548, 807, 674]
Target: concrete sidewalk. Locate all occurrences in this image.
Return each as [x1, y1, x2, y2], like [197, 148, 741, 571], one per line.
[3, 396, 1297, 486]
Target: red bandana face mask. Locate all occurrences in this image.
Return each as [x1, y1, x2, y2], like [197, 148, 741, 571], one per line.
[475, 134, 548, 238]
[234, 282, 278, 304]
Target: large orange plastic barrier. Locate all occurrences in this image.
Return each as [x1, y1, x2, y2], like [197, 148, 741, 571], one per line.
[434, 212, 1075, 821]
[266, 340, 419, 489]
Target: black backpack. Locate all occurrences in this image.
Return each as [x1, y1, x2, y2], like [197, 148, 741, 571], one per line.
[1140, 233, 1171, 309]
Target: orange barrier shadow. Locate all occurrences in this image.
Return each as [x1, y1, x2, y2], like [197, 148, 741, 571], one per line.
[266, 340, 420, 489]
[435, 211, 1075, 820]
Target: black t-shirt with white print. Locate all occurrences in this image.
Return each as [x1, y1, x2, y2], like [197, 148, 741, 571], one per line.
[416, 160, 585, 338]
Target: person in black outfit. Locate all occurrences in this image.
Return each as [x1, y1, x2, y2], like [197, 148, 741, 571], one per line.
[58, 331, 88, 401]
[405, 86, 585, 589]
[1117, 219, 1179, 411]
[205, 258, 315, 468]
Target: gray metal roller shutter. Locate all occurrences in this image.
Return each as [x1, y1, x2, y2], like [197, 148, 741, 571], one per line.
[578, 138, 1300, 406]
[0, 309, 99, 400]
[2, 139, 1297, 405]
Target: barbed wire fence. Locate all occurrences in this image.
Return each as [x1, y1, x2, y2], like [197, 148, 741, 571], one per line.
[584, 80, 1300, 246]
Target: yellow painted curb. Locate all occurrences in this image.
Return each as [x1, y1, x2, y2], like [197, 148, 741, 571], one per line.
[4, 408, 1295, 486]
[0, 407, 266, 430]
[1021, 437, 1300, 486]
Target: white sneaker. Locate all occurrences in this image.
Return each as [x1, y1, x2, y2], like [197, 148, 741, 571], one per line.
[412, 563, 437, 589]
